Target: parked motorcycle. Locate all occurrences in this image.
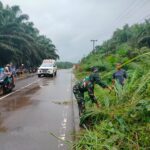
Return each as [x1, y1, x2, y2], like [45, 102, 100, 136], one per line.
[0, 73, 15, 95]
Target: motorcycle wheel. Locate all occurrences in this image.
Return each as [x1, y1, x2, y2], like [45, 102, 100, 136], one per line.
[0, 87, 4, 95]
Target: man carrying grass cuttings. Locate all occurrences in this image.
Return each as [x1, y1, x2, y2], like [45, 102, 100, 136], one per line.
[112, 63, 127, 86]
[73, 66, 112, 117]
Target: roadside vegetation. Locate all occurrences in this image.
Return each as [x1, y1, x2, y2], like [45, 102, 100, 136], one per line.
[56, 61, 73, 69]
[74, 20, 150, 149]
[0, 1, 59, 67]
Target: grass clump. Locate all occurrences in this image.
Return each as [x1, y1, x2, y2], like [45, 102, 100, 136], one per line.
[73, 20, 150, 149]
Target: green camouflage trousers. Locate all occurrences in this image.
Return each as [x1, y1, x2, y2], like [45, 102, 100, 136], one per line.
[73, 84, 85, 116]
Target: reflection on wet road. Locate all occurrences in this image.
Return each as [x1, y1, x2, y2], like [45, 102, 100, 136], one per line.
[0, 70, 74, 150]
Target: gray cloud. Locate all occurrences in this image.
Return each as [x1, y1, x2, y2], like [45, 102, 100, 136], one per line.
[1, 0, 150, 62]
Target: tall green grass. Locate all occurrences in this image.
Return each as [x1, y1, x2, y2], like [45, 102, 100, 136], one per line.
[74, 51, 150, 149]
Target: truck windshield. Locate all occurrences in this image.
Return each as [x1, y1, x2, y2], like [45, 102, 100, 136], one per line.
[41, 63, 53, 67]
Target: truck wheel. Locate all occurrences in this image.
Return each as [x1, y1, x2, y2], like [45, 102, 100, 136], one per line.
[51, 73, 54, 77]
[38, 74, 41, 78]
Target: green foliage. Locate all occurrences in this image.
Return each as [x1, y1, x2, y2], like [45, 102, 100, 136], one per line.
[0, 2, 59, 66]
[74, 20, 150, 149]
[116, 43, 131, 56]
[128, 99, 150, 123]
[56, 61, 73, 69]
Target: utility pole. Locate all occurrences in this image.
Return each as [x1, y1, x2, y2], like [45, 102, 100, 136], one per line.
[91, 40, 98, 52]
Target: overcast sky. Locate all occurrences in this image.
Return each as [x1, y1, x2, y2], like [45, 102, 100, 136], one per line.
[1, 0, 150, 62]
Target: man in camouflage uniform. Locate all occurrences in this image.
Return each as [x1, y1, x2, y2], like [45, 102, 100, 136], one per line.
[73, 67, 111, 116]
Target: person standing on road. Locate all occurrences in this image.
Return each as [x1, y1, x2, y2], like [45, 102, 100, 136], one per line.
[9, 63, 16, 76]
[112, 63, 127, 86]
[73, 66, 112, 116]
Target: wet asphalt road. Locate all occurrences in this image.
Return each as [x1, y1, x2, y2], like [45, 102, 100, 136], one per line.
[0, 69, 75, 150]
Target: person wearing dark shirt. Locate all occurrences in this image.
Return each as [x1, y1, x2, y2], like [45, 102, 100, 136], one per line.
[73, 67, 112, 116]
[112, 63, 127, 86]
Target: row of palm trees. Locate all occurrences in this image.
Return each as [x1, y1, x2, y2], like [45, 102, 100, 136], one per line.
[0, 1, 59, 67]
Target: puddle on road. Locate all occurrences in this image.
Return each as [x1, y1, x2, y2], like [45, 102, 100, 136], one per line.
[0, 126, 7, 132]
[2, 96, 32, 112]
[0, 84, 41, 133]
[52, 100, 72, 105]
[23, 85, 41, 96]
[0, 118, 7, 132]
[0, 84, 40, 111]
[0, 96, 32, 133]
[0, 119, 7, 132]
[42, 83, 49, 86]
[38, 78, 54, 88]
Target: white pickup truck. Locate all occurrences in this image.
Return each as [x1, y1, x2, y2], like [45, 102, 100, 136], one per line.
[37, 59, 57, 77]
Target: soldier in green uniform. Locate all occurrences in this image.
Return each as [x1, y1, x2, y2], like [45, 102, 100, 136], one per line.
[73, 66, 112, 116]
